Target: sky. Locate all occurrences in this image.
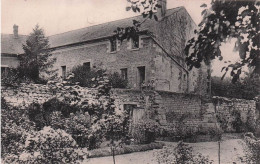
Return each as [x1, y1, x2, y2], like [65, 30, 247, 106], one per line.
[1, 0, 240, 77]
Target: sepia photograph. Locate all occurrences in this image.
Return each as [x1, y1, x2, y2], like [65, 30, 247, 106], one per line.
[1, 0, 260, 163]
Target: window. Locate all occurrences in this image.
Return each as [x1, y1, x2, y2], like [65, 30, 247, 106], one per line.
[120, 68, 127, 80]
[131, 36, 139, 49]
[137, 66, 145, 88]
[110, 38, 117, 52]
[61, 66, 66, 80]
[83, 62, 91, 71]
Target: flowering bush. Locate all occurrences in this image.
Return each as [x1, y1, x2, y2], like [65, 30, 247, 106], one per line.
[1, 97, 35, 157]
[3, 127, 88, 163]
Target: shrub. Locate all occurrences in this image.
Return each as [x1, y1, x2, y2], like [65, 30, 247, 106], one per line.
[3, 127, 88, 163]
[68, 65, 106, 88]
[49, 110, 92, 148]
[1, 98, 36, 157]
[27, 98, 80, 130]
[231, 110, 244, 132]
[108, 72, 128, 88]
[156, 141, 213, 164]
[242, 132, 260, 163]
[132, 118, 160, 144]
[216, 112, 229, 132]
[254, 119, 260, 137]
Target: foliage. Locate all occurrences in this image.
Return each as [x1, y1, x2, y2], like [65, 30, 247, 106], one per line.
[185, 1, 260, 82]
[131, 117, 160, 144]
[1, 68, 33, 87]
[50, 111, 91, 148]
[216, 112, 229, 132]
[1, 25, 57, 86]
[3, 127, 88, 164]
[156, 141, 213, 164]
[27, 99, 80, 130]
[108, 72, 128, 88]
[68, 65, 106, 88]
[114, 0, 162, 45]
[231, 110, 245, 133]
[242, 132, 260, 164]
[1, 98, 36, 157]
[255, 119, 260, 137]
[211, 75, 260, 100]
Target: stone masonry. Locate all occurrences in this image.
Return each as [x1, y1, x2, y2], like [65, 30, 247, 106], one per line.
[2, 83, 256, 134]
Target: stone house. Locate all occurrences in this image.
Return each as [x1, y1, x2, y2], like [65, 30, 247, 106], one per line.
[1, 5, 210, 95]
[1, 25, 27, 76]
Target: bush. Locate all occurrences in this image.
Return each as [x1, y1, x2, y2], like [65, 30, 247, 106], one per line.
[242, 132, 260, 163]
[68, 65, 106, 88]
[3, 127, 88, 163]
[27, 98, 80, 130]
[156, 141, 213, 164]
[132, 118, 160, 144]
[108, 72, 128, 88]
[254, 119, 260, 137]
[231, 110, 245, 132]
[1, 98, 36, 157]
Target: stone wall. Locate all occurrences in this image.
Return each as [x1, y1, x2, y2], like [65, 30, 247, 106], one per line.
[1, 84, 256, 134]
[212, 96, 256, 132]
[1, 82, 99, 109]
[111, 89, 215, 133]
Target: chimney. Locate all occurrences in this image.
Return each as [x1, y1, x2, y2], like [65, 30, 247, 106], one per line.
[13, 24, 18, 38]
[157, 0, 167, 19]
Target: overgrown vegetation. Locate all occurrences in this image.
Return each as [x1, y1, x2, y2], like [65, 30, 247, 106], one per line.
[1, 97, 88, 163]
[211, 75, 260, 100]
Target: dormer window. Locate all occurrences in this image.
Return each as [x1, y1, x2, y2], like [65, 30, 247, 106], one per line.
[110, 38, 117, 52]
[131, 36, 139, 49]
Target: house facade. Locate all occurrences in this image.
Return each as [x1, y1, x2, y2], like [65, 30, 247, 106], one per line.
[1, 25, 27, 76]
[1, 6, 210, 95]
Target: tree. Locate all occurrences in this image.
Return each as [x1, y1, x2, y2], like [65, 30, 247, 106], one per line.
[20, 25, 57, 83]
[185, 0, 260, 82]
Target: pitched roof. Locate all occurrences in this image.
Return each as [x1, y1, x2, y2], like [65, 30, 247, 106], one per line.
[1, 34, 28, 54]
[48, 7, 183, 48]
[1, 7, 185, 54]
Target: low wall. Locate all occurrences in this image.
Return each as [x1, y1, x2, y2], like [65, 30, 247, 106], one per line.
[1, 83, 257, 134]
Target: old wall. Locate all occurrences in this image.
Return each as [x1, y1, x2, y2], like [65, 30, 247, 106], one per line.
[1, 82, 99, 109]
[2, 84, 256, 134]
[212, 96, 256, 132]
